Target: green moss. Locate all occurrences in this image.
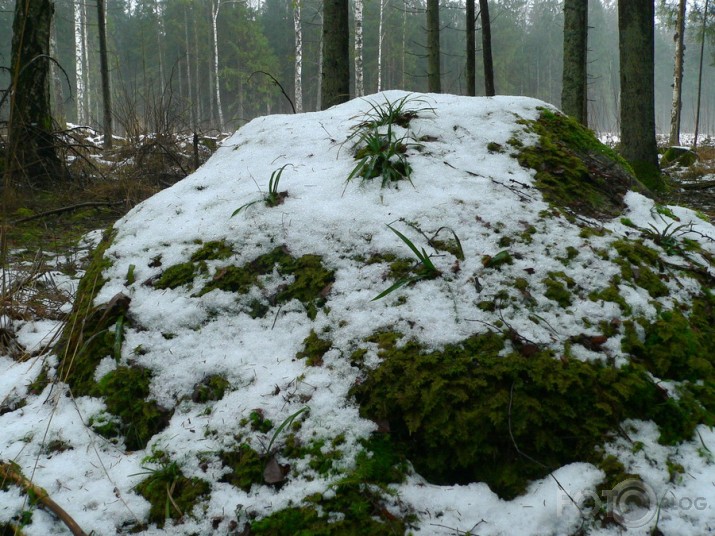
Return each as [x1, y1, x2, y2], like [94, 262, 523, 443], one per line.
[612, 239, 669, 297]
[135, 457, 210, 528]
[250, 435, 408, 535]
[516, 109, 644, 219]
[190, 240, 234, 261]
[56, 229, 120, 396]
[248, 410, 274, 433]
[483, 250, 513, 269]
[487, 142, 503, 153]
[296, 331, 332, 366]
[219, 444, 264, 492]
[579, 226, 608, 239]
[95, 366, 173, 451]
[630, 160, 668, 192]
[351, 330, 704, 499]
[283, 436, 343, 476]
[191, 374, 230, 403]
[589, 281, 631, 314]
[154, 262, 199, 290]
[198, 247, 334, 320]
[543, 272, 575, 307]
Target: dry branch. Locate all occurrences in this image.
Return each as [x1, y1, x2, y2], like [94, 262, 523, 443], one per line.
[0, 461, 88, 536]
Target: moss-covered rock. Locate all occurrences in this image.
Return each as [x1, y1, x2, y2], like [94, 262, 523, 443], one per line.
[516, 109, 647, 219]
[661, 146, 697, 168]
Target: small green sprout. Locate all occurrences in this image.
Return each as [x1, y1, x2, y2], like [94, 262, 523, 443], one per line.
[231, 164, 292, 217]
[347, 126, 415, 187]
[372, 225, 440, 301]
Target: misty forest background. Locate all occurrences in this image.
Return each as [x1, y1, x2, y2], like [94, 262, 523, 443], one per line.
[0, 0, 714, 140]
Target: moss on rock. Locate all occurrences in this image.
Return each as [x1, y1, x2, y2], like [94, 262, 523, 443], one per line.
[352, 330, 711, 499]
[516, 109, 647, 219]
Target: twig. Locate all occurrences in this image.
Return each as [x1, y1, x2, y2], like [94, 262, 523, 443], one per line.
[12, 201, 124, 224]
[248, 71, 296, 114]
[0, 462, 88, 536]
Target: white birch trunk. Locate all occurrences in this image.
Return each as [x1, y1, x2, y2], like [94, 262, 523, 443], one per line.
[155, 0, 166, 105]
[354, 0, 364, 97]
[669, 0, 686, 146]
[184, 7, 196, 128]
[402, 0, 408, 88]
[211, 0, 225, 131]
[377, 0, 385, 92]
[294, 1, 304, 112]
[82, 0, 91, 124]
[74, 0, 85, 125]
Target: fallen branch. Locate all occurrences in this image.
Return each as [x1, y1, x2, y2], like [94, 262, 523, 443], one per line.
[12, 201, 124, 224]
[0, 461, 88, 536]
[679, 180, 715, 190]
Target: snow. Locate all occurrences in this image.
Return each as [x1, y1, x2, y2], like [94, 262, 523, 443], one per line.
[2, 91, 715, 535]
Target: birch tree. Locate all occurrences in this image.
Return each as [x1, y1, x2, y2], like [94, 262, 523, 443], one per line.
[377, 0, 385, 92]
[669, 0, 686, 146]
[693, 0, 710, 149]
[294, 1, 304, 111]
[354, 0, 364, 96]
[74, 0, 86, 125]
[211, 0, 225, 131]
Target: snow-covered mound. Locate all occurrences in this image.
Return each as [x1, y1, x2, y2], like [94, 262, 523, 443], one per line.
[2, 91, 715, 535]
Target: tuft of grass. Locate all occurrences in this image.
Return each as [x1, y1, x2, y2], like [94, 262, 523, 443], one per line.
[347, 127, 414, 187]
[231, 164, 292, 217]
[372, 225, 440, 301]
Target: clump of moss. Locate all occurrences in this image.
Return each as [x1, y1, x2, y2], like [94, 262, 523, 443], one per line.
[589, 279, 632, 314]
[543, 271, 576, 307]
[352, 330, 707, 499]
[191, 374, 230, 403]
[612, 239, 669, 297]
[516, 109, 646, 219]
[190, 240, 234, 262]
[95, 366, 173, 450]
[250, 435, 409, 535]
[219, 444, 264, 492]
[56, 230, 123, 396]
[154, 262, 201, 290]
[296, 331, 332, 366]
[198, 247, 334, 320]
[135, 455, 210, 527]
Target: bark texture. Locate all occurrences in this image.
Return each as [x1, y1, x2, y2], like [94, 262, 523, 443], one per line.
[618, 0, 660, 186]
[427, 0, 441, 93]
[6, 0, 64, 186]
[562, 0, 588, 125]
[321, 0, 350, 109]
[480, 0, 494, 96]
[668, 0, 686, 146]
[97, 0, 113, 149]
[466, 0, 475, 96]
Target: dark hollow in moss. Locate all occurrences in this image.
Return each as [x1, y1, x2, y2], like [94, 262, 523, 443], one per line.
[516, 109, 647, 219]
[95, 366, 173, 451]
[352, 330, 711, 499]
[191, 374, 230, 403]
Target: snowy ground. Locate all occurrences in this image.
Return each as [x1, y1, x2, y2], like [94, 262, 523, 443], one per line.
[2, 91, 715, 535]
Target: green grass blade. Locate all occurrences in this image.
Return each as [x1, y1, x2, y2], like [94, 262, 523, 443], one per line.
[265, 407, 308, 456]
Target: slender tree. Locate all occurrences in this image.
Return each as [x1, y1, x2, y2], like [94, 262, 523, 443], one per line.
[618, 0, 660, 188]
[668, 0, 686, 146]
[294, 0, 304, 111]
[466, 0, 475, 96]
[426, 0, 441, 92]
[377, 0, 386, 92]
[562, 0, 588, 125]
[321, 0, 349, 109]
[211, 0, 225, 131]
[74, 0, 86, 125]
[354, 0, 364, 96]
[97, 0, 113, 149]
[5, 0, 64, 185]
[693, 0, 710, 149]
[480, 0, 495, 96]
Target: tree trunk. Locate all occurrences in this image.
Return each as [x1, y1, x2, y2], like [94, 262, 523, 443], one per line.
[294, 1, 304, 111]
[668, 0, 686, 146]
[81, 0, 91, 124]
[693, 0, 710, 149]
[377, 0, 385, 92]
[74, 0, 86, 125]
[184, 6, 196, 129]
[466, 0, 475, 96]
[211, 0, 225, 131]
[50, 12, 65, 125]
[354, 0, 364, 97]
[426, 0, 441, 92]
[562, 0, 588, 125]
[618, 0, 661, 188]
[6, 0, 64, 186]
[480, 0, 494, 96]
[321, 0, 350, 109]
[97, 0, 113, 149]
